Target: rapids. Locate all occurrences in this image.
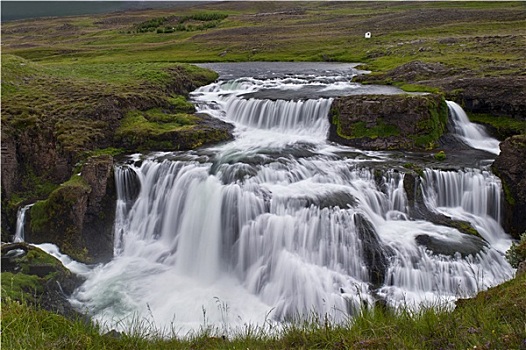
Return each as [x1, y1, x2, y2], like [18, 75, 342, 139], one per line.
[62, 63, 513, 336]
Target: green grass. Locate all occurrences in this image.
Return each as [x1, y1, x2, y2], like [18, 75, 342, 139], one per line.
[468, 112, 526, 139]
[2, 273, 525, 349]
[2, 2, 523, 75]
[396, 83, 442, 94]
[1, 53, 219, 205]
[116, 109, 197, 136]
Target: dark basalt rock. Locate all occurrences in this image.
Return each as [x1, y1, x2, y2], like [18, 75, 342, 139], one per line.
[415, 233, 487, 258]
[403, 172, 482, 238]
[354, 213, 391, 288]
[492, 135, 526, 239]
[356, 60, 525, 120]
[25, 155, 116, 263]
[329, 93, 448, 151]
[80, 155, 116, 263]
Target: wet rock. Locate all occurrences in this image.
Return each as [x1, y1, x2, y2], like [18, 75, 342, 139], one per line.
[354, 213, 390, 288]
[80, 155, 116, 263]
[1, 242, 84, 320]
[316, 192, 357, 209]
[28, 264, 60, 277]
[415, 233, 487, 257]
[403, 172, 481, 237]
[492, 135, 526, 239]
[440, 76, 526, 119]
[329, 94, 448, 151]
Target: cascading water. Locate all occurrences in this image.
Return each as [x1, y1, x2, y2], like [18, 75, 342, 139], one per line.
[14, 203, 34, 243]
[71, 64, 514, 336]
[422, 168, 512, 253]
[447, 101, 501, 155]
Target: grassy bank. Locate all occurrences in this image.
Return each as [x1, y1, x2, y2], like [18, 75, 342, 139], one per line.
[2, 272, 525, 349]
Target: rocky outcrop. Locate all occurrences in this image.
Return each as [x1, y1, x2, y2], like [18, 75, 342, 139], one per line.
[439, 76, 526, 119]
[79, 155, 116, 263]
[492, 135, 526, 239]
[115, 112, 234, 152]
[354, 213, 390, 288]
[25, 156, 116, 263]
[356, 61, 526, 120]
[0, 131, 19, 200]
[1, 242, 84, 319]
[329, 93, 448, 151]
[1, 131, 19, 238]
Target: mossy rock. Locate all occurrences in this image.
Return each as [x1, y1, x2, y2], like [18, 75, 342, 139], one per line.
[115, 109, 233, 152]
[1, 243, 82, 310]
[26, 176, 90, 262]
[329, 93, 448, 151]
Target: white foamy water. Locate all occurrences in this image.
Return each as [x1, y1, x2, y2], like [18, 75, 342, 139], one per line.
[447, 101, 501, 155]
[66, 66, 513, 336]
[14, 203, 34, 243]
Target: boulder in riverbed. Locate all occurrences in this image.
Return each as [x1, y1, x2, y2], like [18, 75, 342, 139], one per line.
[329, 93, 448, 151]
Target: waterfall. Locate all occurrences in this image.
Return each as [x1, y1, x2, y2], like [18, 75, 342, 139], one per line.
[224, 97, 332, 137]
[14, 203, 34, 242]
[422, 168, 512, 252]
[446, 101, 501, 155]
[71, 65, 514, 336]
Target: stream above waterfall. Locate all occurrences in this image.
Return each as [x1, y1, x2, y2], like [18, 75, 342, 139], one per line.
[67, 62, 513, 336]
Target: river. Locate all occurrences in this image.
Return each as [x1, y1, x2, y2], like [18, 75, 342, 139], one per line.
[65, 62, 513, 336]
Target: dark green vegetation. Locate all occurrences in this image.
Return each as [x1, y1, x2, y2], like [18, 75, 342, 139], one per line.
[2, 271, 525, 349]
[434, 150, 447, 161]
[135, 12, 228, 34]
[506, 233, 526, 268]
[1, 243, 81, 312]
[28, 174, 91, 261]
[468, 112, 526, 139]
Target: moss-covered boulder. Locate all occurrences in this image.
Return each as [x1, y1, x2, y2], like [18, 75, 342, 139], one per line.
[1, 242, 83, 319]
[492, 135, 526, 239]
[115, 110, 233, 152]
[25, 155, 116, 263]
[329, 93, 448, 151]
[26, 176, 91, 262]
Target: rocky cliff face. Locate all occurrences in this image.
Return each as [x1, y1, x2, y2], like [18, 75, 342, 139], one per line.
[329, 93, 448, 151]
[492, 135, 526, 239]
[24, 155, 115, 263]
[356, 61, 526, 120]
[79, 155, 116, 263]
